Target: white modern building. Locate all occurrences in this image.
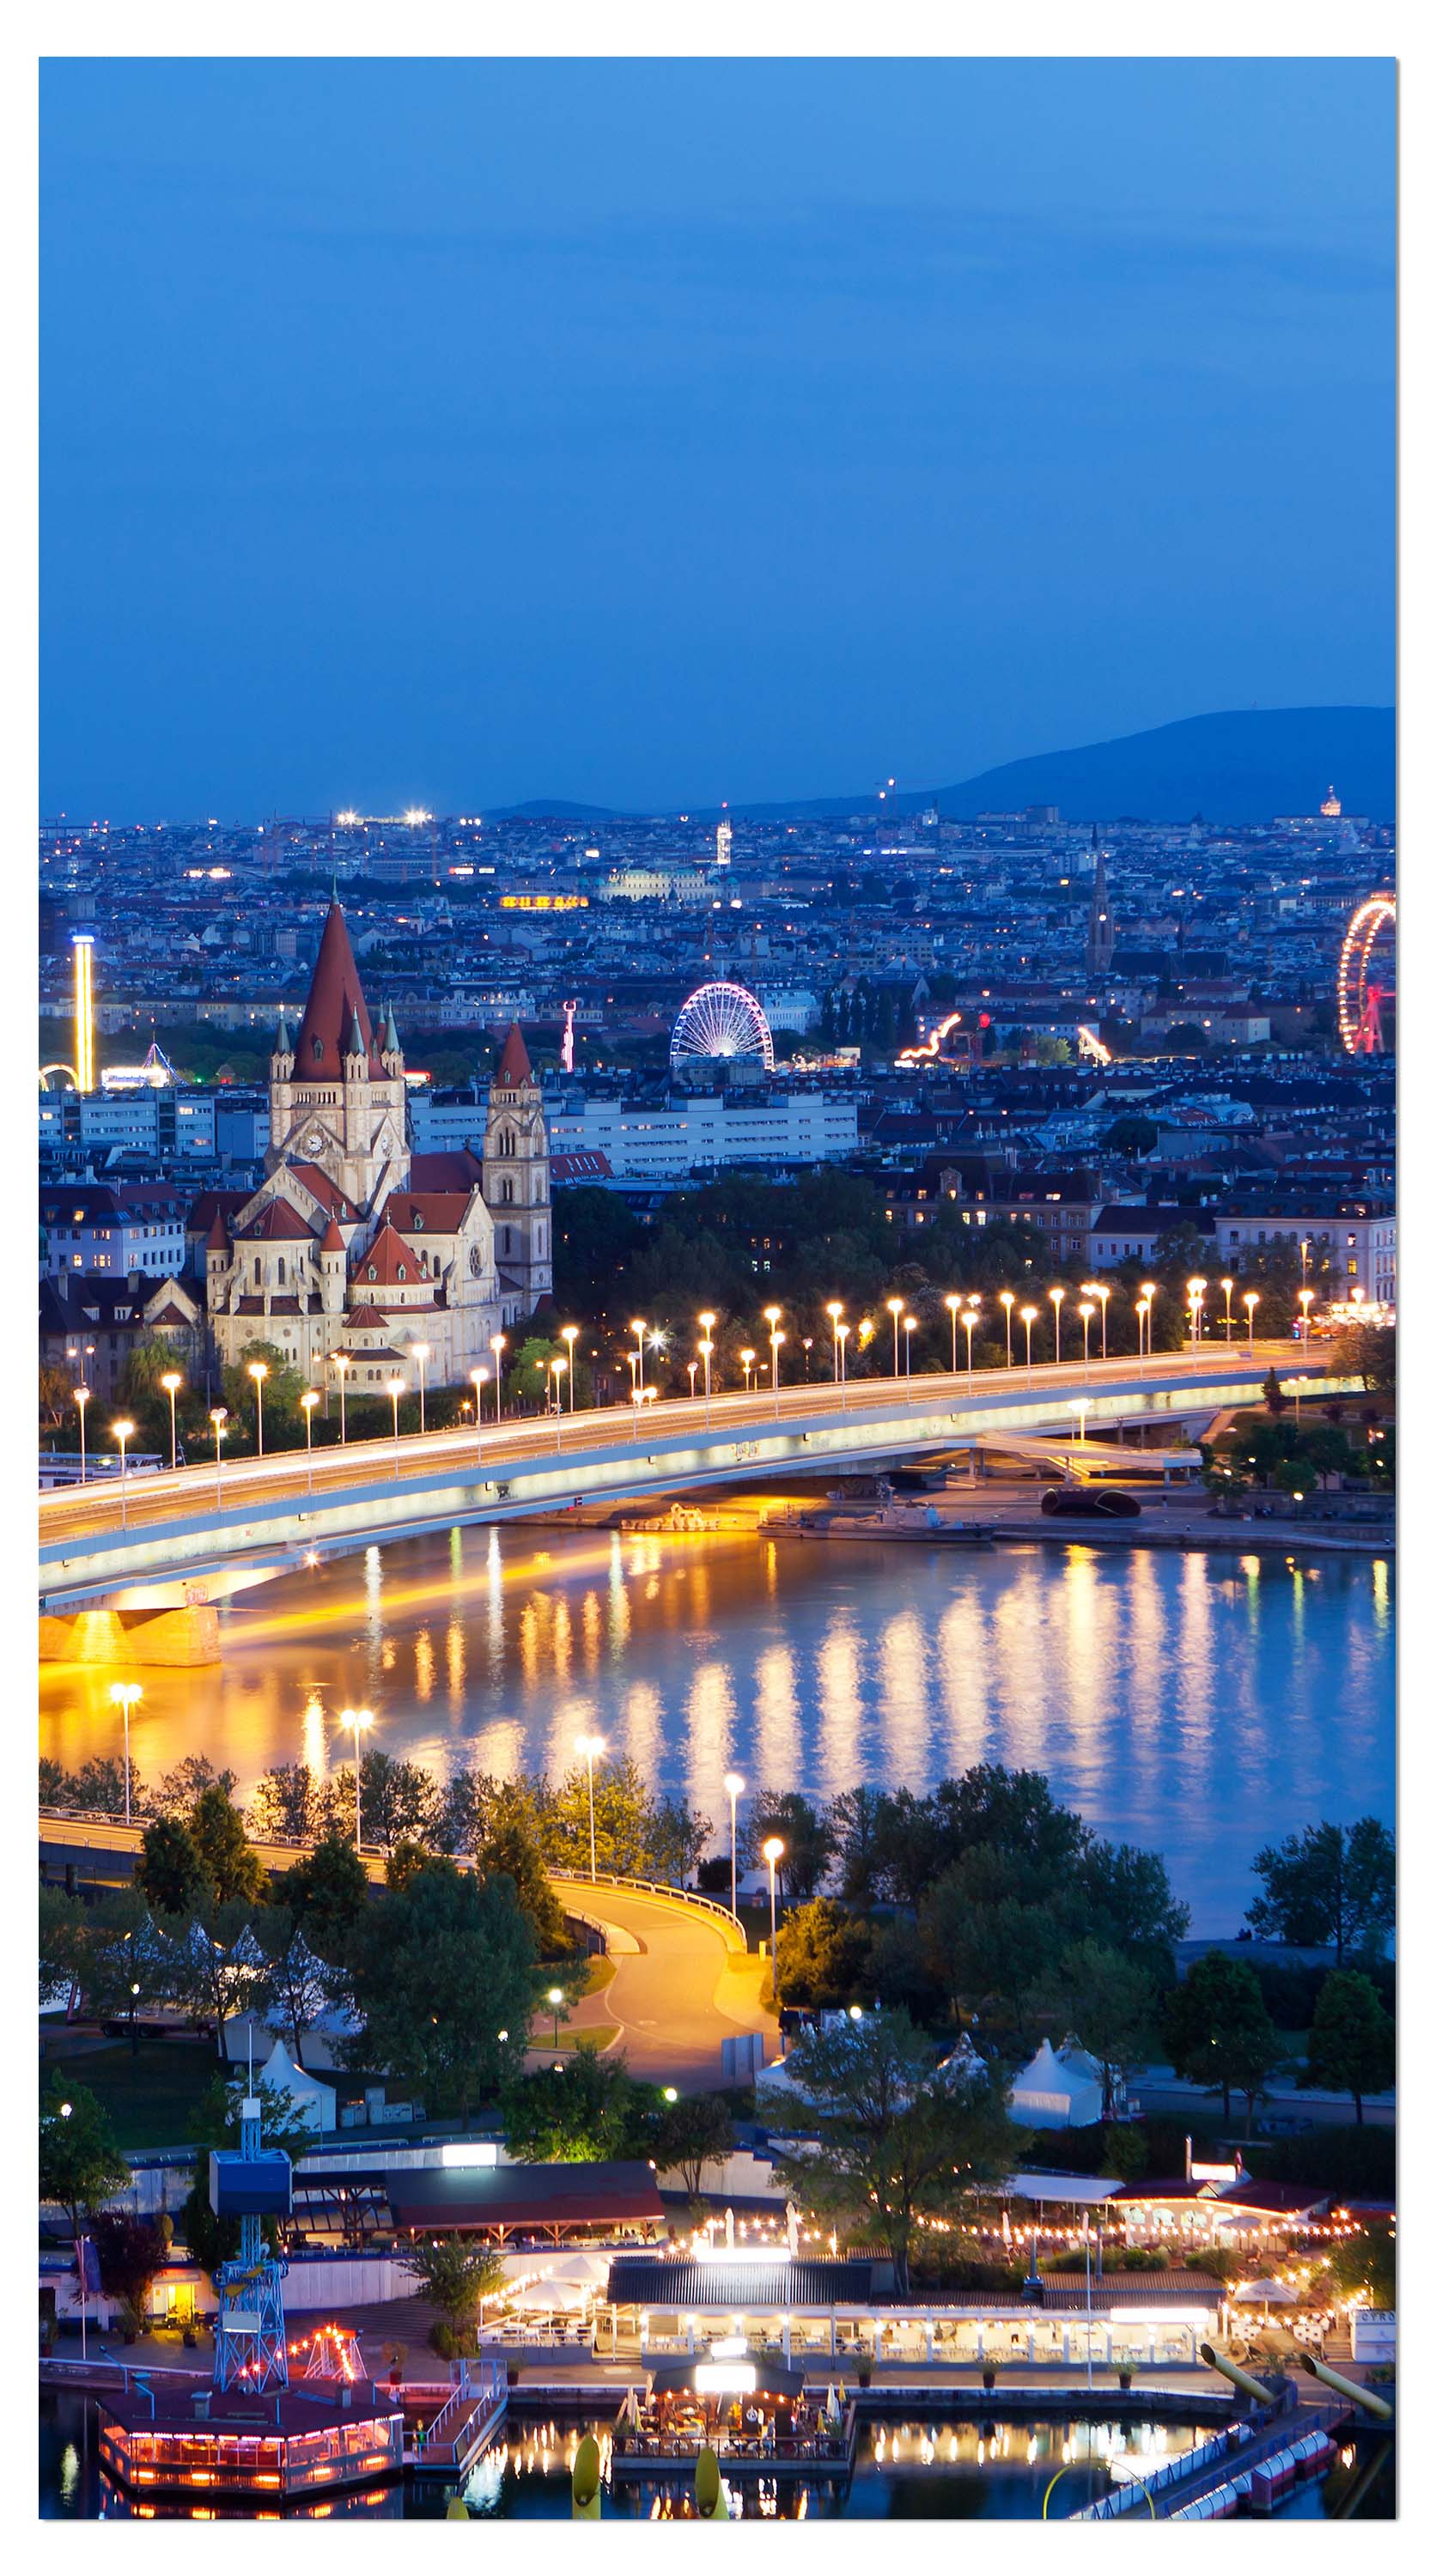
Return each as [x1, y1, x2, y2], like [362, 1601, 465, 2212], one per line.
[545, 1087, 860, 1182]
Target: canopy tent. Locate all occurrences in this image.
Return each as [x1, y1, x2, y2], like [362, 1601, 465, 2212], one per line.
[256, 2035, 336, 2135]
[1008, 2039, 1103, 2130]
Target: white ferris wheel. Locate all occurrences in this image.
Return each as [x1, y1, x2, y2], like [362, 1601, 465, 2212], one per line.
[669, 980, 775, 1072]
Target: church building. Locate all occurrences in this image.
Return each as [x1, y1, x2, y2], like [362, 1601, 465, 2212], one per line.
[204, 899, 551, 1393]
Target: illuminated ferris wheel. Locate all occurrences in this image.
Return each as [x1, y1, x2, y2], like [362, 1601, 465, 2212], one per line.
[670, 980, 775, 1072]
[1336, 892, 1396, 1054]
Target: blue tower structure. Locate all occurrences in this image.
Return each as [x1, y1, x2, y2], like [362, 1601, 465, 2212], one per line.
[210, 2091, 293, 2392]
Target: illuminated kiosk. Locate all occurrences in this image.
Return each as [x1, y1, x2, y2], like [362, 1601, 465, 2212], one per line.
[96, 2099, 403, 2502]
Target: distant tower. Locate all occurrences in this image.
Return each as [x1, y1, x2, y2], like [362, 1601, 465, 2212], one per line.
[1321, 785, 1342, 817]
[72, 933, 96, 1094]
[561, 1000, 576, 1074]
[210, 2090, 292, 2393]
[267, 898, 407, 1211]
[483, 1025, 553, 1317]
[715, 807, 733, 870]
[1086, 838, 1115, 975]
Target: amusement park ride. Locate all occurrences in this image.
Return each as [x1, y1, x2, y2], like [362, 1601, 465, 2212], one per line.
[1337, 892, 1396, 1056]
[209, 2084, 293, 2391]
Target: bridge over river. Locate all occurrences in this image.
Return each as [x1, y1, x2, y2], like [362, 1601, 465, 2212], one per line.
[39, 1346, 1348, 1625]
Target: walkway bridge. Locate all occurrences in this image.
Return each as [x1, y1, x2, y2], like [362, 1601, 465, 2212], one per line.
[39, 1348, 1348, 1624]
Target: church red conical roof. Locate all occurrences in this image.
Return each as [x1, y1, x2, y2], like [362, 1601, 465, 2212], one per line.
[294, 902, 379, 1074]
[494, 1023, 532, 1086]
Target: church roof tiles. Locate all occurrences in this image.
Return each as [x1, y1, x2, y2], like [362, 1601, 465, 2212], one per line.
[293, 901, 382, 1076]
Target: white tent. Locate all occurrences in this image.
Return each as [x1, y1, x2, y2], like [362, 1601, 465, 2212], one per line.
[1008, 2039, 1103, 2129]
[257, 2034, 336, 2135]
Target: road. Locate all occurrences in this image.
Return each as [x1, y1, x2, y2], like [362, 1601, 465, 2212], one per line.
[39, 1342, 1311, 1550]
[553, 1878, 776, 2087]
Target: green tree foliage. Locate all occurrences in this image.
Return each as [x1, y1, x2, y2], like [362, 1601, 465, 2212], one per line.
[1161, 1953, 1281, 2128]
[40, 1886, 91, 2002]
[339, 1866, 534, 2119]
[277, 1830, 371, 1959]
[249, 1904, 333, 2066]
[774, 1898, 874, 2009]
[168, 1901, 272, 2057]
[247, 1764, 326, 1842]
[1245, 1819, 1395, 1965]
[920, 1884, 1062, 2043]
[1329, 1321, 1395, 1396]
[1102, 2121, 1148, 2183]
[221, 1338, 307, 1431]
[502, 2044, 660, 2164]
[1328, 2217, 1396, 2311]
[91, 2212, 171, 2324]
[773, 2009, 1016, 2298]
[155, 1755, 238, 1815]
[190, 1783, 267, 1904]
[401, 2240, 506, 2349]
[40, 2075, 130, 2241]
[476, 1816, 569, 1954]
[137, 1814, 210, 1917]
[653, 2093, 738, 2202]
[744, 1790, 835, 1901]
[1056, 1941, 1157, 2120]
[1305, 1971, 1396, 2124]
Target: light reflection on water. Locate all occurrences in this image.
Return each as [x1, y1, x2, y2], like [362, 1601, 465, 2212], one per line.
[39, 1528, 1392, 1931]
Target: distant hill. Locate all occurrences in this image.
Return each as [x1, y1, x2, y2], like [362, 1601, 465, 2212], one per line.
[734, 707, 1396, 827]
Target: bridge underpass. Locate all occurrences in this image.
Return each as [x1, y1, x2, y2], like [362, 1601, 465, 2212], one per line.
[39, 1349, 1352, 1654]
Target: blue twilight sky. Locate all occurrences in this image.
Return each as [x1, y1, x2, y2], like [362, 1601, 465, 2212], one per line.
[41, 56, 1395, 821]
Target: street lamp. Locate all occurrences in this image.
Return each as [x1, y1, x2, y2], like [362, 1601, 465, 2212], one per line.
[386, 1376, 405, 1472]
[1298, 1286, 1315, 1371]
[74, 1382, 90, 1485]
[561, 1323, 580, 1409]
[1244, 1290, 1260, 1349]
[108, 1680, 142, 1825]
[962, 1303, 977, 1387]
[159, 1371, 183, 1472]
[825, 1301, 844, 1394]
[902, 1315, 916, 1380]
[549, 1354, 568, 1443]
[630, 1319, 647, 1394]
[1220, 1278, 1235, 1343]
[1077, 1300, 1094, 1378]
[210, 1406, 228, 1505]
[1140, 1284, 1159, 1357]
[111, 1418, 135, 1527]
[885, 1295, 904, 1379]
[630, 1384, 644, 1440]
[1020, 1304, 1037, 1378]
[1047, 1285, 1064, 1366]
[338, 1707, 374, 1853]
[764, 1307, 783, 1416]
[301, 1388, 319, 1492]
[739, 1346, 755, 1394]
[1091, 1281, 1110, 1359]
[410, 1341, 430, 1437]
[687, 1358, 698, 1402]
[999, 1289, 1015, 1368]
[697, 1336, 715, 1426]
[246, 1359, 268, 1457]
[763, 1838, 785, 2006]
[548, 1985, 564, 2049]
[1135, 1297, 1151, 1358]
[944, 1291, 962, 1375]
[1187, 1277, 1207, 1350]
[490, 1334, 507, 1425]
[470, 1364, 489, 1460]
[723, 1772, 745, 1918]
[576, 1734, 605, 1880]
[835, 1321, 849, 1406]
[332, 1350, 350, 1443]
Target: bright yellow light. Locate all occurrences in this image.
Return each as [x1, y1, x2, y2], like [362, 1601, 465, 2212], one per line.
[159, 1371, 183, 1394]
[762, 1837, 785, 1864]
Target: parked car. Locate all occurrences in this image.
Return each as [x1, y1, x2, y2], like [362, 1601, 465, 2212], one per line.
[1040, 1485, 1141, 1519]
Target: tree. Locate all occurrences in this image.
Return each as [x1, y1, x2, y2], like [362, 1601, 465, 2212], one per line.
[1162, 1952, 1281, 2129]
[1328, 2217, 1396, 2311]
[246, 1764, 325, 1843]
[745, 1791, 835, 1901]
[1074, 1840, 1190, 1975]
[825, 1786, 889, 1904]
[40, 2076, 129, 2243]
[77, 1890, 168, 2050]
[649, 1795, 712, 1888]
[920, 1880, 1062, 2042]
[773, 2010, 1015, 2298]
[402, 2241, 506, 2350]
[91, 2212, 171, 2329]
[1305, 1971, 1395, 2124]
[221, 1339, 307, 1436]
[1056, 1941, 1156, 2121]
[278, 1830, 370, 1959]
[653, 2093, 737, 2203]
[1102, 2122, 1147, 2184]
[1245, 1819, 1395, 1965]
[155, 1754, 238, 1816]
[476, 1817, 569, 1954]
[190, 1784, 266, 1905]
[1330, 1321, 1395, 1397]
[434, 1767, 497, 1859]
[250, 1905, 332, 2066]
[502, 2044, 660, 2163]
[168, 1903, 272, 2058]
[1104, 1115, 1159, 1157]
[339, 1866, 534, 2120]
[40, 1358, 75, 1431]
[137, 1813, 210, 1917]
[40, 1886, 90, 2004]
[773, 1898, 873, 2009]
[538, 1754, 662, 1879]
[1262, 1367, 1289, 1418]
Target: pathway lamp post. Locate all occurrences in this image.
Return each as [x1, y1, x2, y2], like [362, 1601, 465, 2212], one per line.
[338, 1708, 374, 1853]
[550, 1356, 568, 1444]
[548, 1986, 564, 2048]
[1186, 1278, 1207, 1349]
[698, 1338, 715, 1426]
[386, 1376, 405, 1473]
[764, 1307, 783, 1414]
[160, 1370, 184, 1472]
[835, 1321, 849, 1406]
[1047, 1285, 1065, 1367]
[1140, 1284, 1159, 1355]
[490, 1334, 507, 1425]
[802, 1335, 813, 1379]
[1077, 1301, 1094, 1378]
[687, 1358, 698, 1401]
[1135, 1297, 1151, 1358]
[1243, 1291, 1260, 1350]
[332, 1351, 350, 1443]
[246, 1359, 268, 1458]
[1220, 1279, 1235, 1343]
[630, 1320, 647, 1394]
[944, 1292, 962, 1375]
[739, 1347, 755, 1394]
[1298, 1286, 1315, 1355]
[962, 1304, 977, 1386]
[576, 1734, 605, 1880]
[75, 1382, 90, 1485]
[470, 1365, 489, 1460]
[825, 1303, 844, 1392]
[210, 1406, 228, 1505]
[1020, 1304, 1037, 1379]
[723, 1772, 745, 1919]
[902, 1315, 916, 1380]
[999, 1290, 1015, 1367]
[630, 1386, 644, 1440]
[410, 1341, 430, 1437]
[112, 1418, 135, 1528]
[1092, 1282, 1110, 1358]
[885, 1296, 904, 1379]
[561, 1323, 580, 1410]
[301, 1388, 319, 1492]
[763, 1838, 785, 2007]
[108, 1680, 142, 1826]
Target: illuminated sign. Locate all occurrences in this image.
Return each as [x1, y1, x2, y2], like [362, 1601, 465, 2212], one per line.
[694, 2364, 757, 2395]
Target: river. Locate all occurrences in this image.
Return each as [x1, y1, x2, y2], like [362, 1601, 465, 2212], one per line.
[39, 1527, 1392, 1933]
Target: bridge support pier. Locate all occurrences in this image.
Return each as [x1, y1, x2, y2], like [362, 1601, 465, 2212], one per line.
[39, 1603, 222, 1668]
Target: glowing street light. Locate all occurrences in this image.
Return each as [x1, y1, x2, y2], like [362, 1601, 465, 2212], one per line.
[548, 1985, 565, 2048]
[630, 1384, 644, 1441]
[1092, 1281, 1110, 1358]
[111, 1418, 135, 1527]
[723, 1772, 745, 1918]
[246, 1358, 268, 1458]
[301, 1388, 319, 1492]
[763, 1837, 785, 2001]
[331, 1350, 351, 1443]
[470, 1364, 489, 1460]
[739, 1346, 755, 1394]
[1077, 1300, 1094, 1378]
[630, 1318, 647, 1394]
[764, 1306, 783, 1417]
[835, 1321, 850, 1407]
[410, 1341, 430, 1437]
[1140, 1283, 1159, 1358]
[490, 1334, 508, 1426]
[159, 1370, 184, 1472]
[108, 1680, 142, 1825]
[561, 1323, 580, 1409]
[338, 1707, 374, 1853]
[550, 1354, 568, 1445]
[1048, 1285, 1065, 1366]
[944, 1291, 962, 1375]
[386, 1376, 405, 1473]
[1220, 1278, 1235, 1343]
[885, 1295, 904, 1379]
[1020, 1304, 1037, 1379]
[210, 1406, 228, 1506]
[687, 1357, 698, 1401]
[998, 1289, 1015, 1368]
[1243, 1290, 1260, 1350]
[962, 1304, 977, 1386]
[576, 1734, 605, 1880]
[74, 1381, 90, 1485]
[1187, 1277, 1208, 1350]
[1135, 1296, 1152, 1358]
[902, 1315, 916, 1380]
[698, 1336, 715, 1427]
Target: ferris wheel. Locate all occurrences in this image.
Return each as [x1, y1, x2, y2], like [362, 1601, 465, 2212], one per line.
[1336, 892, 1396, 1054]
[670, 980, 775, 1072]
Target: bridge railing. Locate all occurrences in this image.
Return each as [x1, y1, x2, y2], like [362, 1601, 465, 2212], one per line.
[550, 1868, 744, 1943]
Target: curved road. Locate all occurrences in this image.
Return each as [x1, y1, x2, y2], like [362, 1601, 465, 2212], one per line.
[551, 1878, 776, 2087]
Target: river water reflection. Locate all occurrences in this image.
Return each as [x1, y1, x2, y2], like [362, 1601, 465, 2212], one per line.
[39, 1528, 1393, 1931]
